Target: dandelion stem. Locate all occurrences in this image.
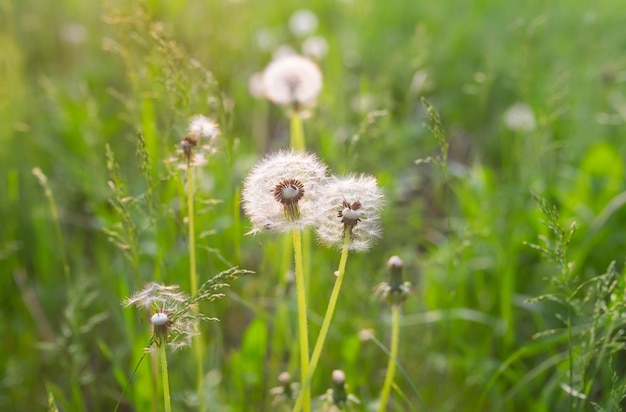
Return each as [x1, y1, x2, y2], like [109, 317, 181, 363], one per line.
[293, 232, 351, 412]
[290, 111, 305, 151]
[186, 165, 205, 411]
[378, 305, 401, 412]
[292, 228, 310, 412]
[187, 164, 198, 296]
[159, 344, 172, 412]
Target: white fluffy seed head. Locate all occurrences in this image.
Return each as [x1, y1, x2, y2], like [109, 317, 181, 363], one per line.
[302, 35, 328, 60]
[242, 150, 329, 234]
[262, 55, 322, 106]
[289, 9, 318, 37]
[504, 102, 536, 133]
[188, 115, 219, 140]
[124, 283, 197, 350]
[315, 174, 384, 252]
[151, 312, 169, 326]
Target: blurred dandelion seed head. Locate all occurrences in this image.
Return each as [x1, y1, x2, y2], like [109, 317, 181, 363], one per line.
[504, 102, 536, 133]
[302, 35, 328, 60]
[262, 55, 322, 108]
[289, 9, 318, 37]
[248, 72, 266, 99]
[168, 115, 220, 169]
[188, 114, 220, 140]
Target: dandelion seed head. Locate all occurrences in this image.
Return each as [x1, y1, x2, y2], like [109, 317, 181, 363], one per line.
[242, 150, 329, 234]
[316, 174, 384, 251]
[272, 45, 298, 61]
[262, 55, 322, 107]
[504, 102, 536, 133]
[302, 35, 328, 60]
[289, 9, 318, 37]
[125, 283, 197, 350]
[248, 72, 266, 99]
[60, 23, 87, 45]
[188, 115, 219, 140]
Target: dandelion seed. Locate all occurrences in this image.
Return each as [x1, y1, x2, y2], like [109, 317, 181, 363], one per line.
[289, 9, 318, 37]
[242, 150, 329, 234]
[504, 102, 536, 133]
[316, 174, 384, 251]
[262, 55, 322, 109]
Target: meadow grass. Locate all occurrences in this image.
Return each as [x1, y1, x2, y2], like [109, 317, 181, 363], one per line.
[3, 0, 626, 411]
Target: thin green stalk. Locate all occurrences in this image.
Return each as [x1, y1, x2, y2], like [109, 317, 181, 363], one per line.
[292, 228, 310, 412]
[378, 305, 401, 412]
[290, 111, 305, 151]
[187, 165, 198, 296]
[186, 165, 204, 411]
[32, 168, 70, 285]
[159, 345, 172, 412]
[293, 233, 350, 412]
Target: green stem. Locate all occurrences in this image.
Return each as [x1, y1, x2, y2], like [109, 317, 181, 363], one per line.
[290, 111, 305, 151]
[32, 168, 70, 285]
[187, 165, 198, 296]
[186, 165, 204, 411]
[378, 305, 401, 412]
[159, 345, 172, 412]
[292, 228, 310, 412]
[293, 234, 351, 412]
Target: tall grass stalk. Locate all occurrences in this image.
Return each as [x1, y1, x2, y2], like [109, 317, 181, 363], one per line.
[32, 168, 70, 286]
[292, 228, 311, 412]
[159, 345, 172, 412]
[185, 165, 205, 411]
[378, 305, 400, 412]
[32, 168, 87, 411]
[292, 232, 351, 412]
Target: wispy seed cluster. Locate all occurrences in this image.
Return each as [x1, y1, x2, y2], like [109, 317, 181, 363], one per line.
[242, 151, 384, 251]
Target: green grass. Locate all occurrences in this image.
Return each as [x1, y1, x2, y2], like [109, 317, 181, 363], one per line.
[3, 0, 626, 410]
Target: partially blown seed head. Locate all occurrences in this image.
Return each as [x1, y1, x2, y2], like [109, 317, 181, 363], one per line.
[315, 174, 384, 251]
[124, 283, 198, 350]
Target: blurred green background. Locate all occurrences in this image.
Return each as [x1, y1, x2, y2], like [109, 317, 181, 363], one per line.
[2, 0, 626, 410]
